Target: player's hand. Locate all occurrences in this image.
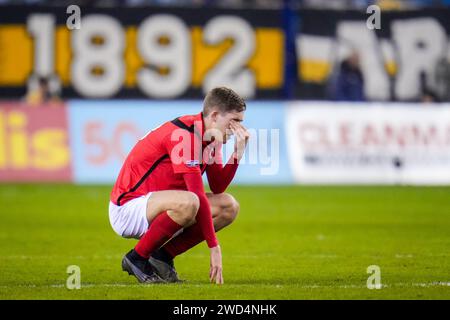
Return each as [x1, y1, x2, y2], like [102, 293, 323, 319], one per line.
[230, 121, 250, 162]
[209, 245, 223, 285]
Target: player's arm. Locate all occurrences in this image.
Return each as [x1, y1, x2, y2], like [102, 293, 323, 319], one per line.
[183, 172, 223, 284]
[206, 150, 239, 194]
[164, 129, 223, 284]
[206, 120, 250, 194]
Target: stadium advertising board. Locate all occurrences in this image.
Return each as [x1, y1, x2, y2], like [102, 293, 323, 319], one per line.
[0, 6, 284, 100]
[1, 101, 449, 185]
[68, 101, 200, 183]
[0, 103, 72, 182]
[68, 100, 291, 184]
[286, 102, 450, 185]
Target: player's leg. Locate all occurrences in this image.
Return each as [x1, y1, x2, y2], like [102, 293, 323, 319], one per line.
[163, 192, 239, 256]
[208, 192, 240, 232]
[122, 190, 199, 283]
[145, 190, 200, 226]
[149, 193, 239, 282]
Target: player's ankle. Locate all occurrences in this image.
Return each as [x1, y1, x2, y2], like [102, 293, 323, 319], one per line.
[154, 247, 174, 263]
[129, 249, 148, 261]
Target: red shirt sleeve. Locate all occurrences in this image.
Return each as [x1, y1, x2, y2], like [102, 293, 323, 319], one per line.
[205, 144, 239, 194]
[163, 129, 202, 174]
[206, 161, 239, 194]
[183, 172, 218, 248]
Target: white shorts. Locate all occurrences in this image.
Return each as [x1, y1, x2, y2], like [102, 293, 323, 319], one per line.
[108, 193, 152, 239]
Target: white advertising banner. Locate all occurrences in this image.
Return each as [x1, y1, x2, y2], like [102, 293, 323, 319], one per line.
[285, 102, 450, 185]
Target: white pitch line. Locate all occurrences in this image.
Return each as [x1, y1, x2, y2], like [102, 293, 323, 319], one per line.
[0, 282, 449, 290]
[0, 255, 123, 260]
[1, 253, 448, 260]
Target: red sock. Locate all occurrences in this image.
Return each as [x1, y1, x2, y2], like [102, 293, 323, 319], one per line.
[134, 211, 182, 259]
[163, 223, 205, 258]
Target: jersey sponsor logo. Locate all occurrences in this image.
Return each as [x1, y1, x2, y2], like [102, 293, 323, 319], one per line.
[185, 159, 200, 167]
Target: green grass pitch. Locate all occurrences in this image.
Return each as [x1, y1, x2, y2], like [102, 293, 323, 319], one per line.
[0, 184, 449, 299]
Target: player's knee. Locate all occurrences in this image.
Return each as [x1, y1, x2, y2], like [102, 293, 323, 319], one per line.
[221, 193, 239, 223]
[176, 191, 200, 221]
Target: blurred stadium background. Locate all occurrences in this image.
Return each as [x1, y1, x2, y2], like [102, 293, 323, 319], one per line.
[0, 0, 449, 299]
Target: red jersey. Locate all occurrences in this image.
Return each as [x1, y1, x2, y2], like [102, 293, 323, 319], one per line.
[111, 112, 209, 206]
[110, 112, 239, 248]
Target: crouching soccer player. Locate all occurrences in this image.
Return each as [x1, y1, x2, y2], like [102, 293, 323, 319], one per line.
[109, 87, 249, 284]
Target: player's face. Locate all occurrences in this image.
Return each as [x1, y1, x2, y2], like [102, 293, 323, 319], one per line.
[214, 110, 244, 143]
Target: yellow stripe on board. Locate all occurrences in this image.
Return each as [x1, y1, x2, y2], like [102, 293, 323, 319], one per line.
[249, 28, 284, 88]
[192, 27, 283, 89]
[0, 24, 284, 90]
[299, 59, 332, 83]
[0, 25, 32, 86]
[385, 61, 397, 76]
